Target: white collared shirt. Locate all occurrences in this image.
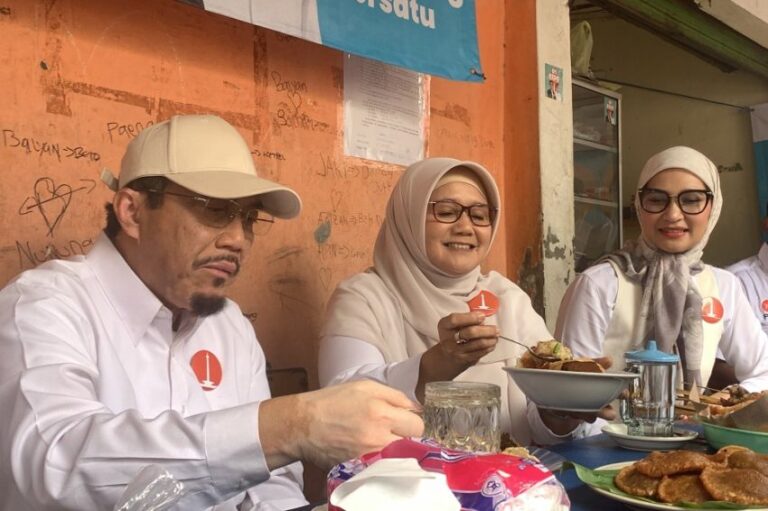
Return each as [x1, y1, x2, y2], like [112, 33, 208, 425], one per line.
[555, 261, 768, 391]
[0, 234, 305, 510]
[727, 243, 768, 333]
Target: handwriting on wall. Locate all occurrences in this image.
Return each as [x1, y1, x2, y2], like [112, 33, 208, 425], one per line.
[19, 177, 97, 236]
[106, 120, 155, 143]
[2, 128, 101, 163]
[317, 211, 384, 228]
[317, 243, 369, 263]
[717, 162, 743, 173]
[315, 153, 398, 194]
[252, 149, 286, 161]
[310, 153, 397, 271]
[16, 238, 93, 270]
[435, 127, 495, 151]
[271, 70, 331, 133]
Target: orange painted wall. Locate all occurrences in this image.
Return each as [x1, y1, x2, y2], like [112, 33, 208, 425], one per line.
[0, 0, 541, 387]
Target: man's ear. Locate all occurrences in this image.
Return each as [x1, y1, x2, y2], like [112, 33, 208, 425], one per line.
[113, 188, 145, 241]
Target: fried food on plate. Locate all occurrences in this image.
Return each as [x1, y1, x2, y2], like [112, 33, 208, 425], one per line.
[612, 445, 768, 506]
[657, 474, 711, 504]
[700, 466, 768, 505]
[614, 464, 660, 498]
[724, 449, 768, 476]
[634, 450, 724, 478]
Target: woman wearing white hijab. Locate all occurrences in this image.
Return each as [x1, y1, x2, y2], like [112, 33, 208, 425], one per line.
[319, 158, 558, 446]
[556, 146, 768, 407]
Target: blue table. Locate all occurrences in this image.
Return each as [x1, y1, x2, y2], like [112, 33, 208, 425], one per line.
[549, 431, 711, 511]
[549, 433, 652, 511]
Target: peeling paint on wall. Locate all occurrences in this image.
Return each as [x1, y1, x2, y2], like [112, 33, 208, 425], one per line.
[543, 226, 566, 260]
[517, 247, 545, 316]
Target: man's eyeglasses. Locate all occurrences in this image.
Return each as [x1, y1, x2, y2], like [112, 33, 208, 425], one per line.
[638, 188, 713, 215]
[428, 200, 496, 227]
[147, 189, 274, 235]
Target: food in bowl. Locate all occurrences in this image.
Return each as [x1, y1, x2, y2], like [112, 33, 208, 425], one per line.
[517, 339, 605, 373]
[613, 446, 768, 505]
[705, 386, 768, 419]
[503, 365, 636, 412]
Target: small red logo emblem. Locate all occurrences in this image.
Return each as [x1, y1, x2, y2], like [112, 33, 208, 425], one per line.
[190, 350, 222, 391]
[467, 290, 499, 316]
[701, 297, 724, 324]
[761, 299, 768, 313]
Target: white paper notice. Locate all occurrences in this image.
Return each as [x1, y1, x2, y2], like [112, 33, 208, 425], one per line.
[343, 54, 425, 166]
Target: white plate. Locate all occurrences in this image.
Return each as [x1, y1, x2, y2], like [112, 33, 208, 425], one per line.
[587, 461, 768, 510]
[601, 423, 698, 451]
[503, 366, 638, 412]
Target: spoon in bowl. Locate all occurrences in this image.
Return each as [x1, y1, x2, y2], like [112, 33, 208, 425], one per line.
[497, 335, 561, 363]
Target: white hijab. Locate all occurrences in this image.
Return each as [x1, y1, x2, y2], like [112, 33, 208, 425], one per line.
[600, 146, 722, 386]
[323, 157, 550, 364]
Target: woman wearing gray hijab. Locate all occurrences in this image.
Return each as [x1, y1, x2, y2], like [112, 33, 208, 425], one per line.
[319, 157, 562, 446]
[556, 146, 768, 430]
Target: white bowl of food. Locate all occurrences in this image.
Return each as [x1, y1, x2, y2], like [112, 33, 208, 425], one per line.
[503, 340, 638, 412]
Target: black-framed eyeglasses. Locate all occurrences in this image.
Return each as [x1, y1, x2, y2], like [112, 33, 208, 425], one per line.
[428, 200, 496, 227]
[638, 188, 713, 215]
[147, 189, 274, 235]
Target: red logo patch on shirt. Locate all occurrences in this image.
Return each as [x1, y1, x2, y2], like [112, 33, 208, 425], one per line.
[761, 299, 768, 314]
[467, 290, 499, 317]
[190, 350, 222, 391]
[701, 297, 724, 324]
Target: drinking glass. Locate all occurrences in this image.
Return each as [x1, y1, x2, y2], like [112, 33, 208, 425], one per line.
[423, 381, 500, 453]
[620, 341, 678, 437]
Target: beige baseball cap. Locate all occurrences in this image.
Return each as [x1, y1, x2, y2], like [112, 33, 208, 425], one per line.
[101, 114, 301, 219]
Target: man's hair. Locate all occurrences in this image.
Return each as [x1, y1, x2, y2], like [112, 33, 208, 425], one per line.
[103, 176, 170, 239]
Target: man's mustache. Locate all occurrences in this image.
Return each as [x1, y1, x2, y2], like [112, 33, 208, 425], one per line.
[193, 255, 241, 277]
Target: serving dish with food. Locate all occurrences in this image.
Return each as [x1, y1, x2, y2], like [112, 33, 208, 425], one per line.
[690, 385, 768, 453]
[576, 445, 768, 508]
[503, 340, 637, 412]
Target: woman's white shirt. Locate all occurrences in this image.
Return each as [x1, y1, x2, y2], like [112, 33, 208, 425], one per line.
[555, 262, 768, 391]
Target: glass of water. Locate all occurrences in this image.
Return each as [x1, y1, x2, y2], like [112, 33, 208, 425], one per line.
[620, 341, 678, 437]
[423, 381, 500, 453]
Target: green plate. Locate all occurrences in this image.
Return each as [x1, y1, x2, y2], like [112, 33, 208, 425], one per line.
[702, 422, 768, 453]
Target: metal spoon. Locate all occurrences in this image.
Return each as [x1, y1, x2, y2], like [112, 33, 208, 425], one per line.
[497, 335, 561, 363]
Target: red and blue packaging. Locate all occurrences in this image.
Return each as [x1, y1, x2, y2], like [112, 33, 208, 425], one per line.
[327, 438, 570, 511]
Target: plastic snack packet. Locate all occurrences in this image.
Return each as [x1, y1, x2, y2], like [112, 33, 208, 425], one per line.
[114, 465, 185, 511]
[327, 438, 570, 511]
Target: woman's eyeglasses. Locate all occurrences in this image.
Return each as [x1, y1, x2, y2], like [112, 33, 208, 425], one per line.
[638, 188, 713, 215]
[147, 189, 275, 235]
[428, 200, 496, 226]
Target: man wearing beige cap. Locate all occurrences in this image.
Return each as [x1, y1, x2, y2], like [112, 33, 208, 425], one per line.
[0, 115, 423, 510]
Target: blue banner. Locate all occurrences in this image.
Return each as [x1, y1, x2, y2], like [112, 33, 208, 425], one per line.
[197, 0, 483, 82]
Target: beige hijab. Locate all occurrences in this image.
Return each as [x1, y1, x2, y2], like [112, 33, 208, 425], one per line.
[600, 146, 722, 386]
[323, 157, 550, 364]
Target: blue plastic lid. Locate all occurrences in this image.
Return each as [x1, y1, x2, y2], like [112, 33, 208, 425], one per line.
[624, 340, 679, 363]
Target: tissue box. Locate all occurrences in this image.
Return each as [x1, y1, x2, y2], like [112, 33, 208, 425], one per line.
[327, 438, 570, 511]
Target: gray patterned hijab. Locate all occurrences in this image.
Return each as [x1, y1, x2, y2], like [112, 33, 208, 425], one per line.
[599, 146, 722, 387]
